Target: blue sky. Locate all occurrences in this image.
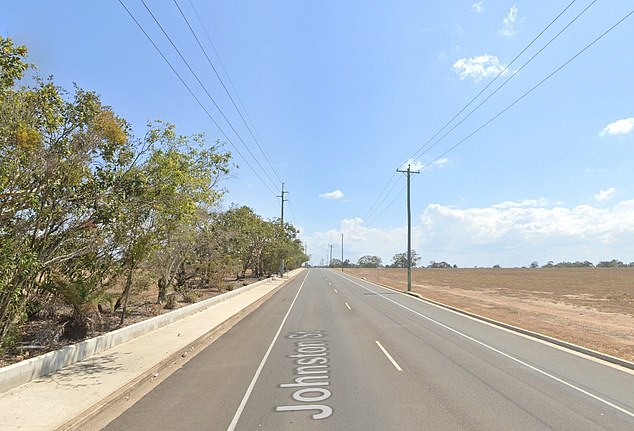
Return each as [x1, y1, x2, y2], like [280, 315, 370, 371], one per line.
[3, 1, 633, 267]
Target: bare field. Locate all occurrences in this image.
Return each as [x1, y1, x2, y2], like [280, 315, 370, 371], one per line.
[345, 267, 634, 362]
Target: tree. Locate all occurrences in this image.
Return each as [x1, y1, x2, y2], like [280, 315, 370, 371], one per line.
[1, 66, 136, 339]
[597, 259, 624, 268]
[427, 261, 453, 268]
[1, 37, 236, 340]
[329, 258, 342, 268]
[140, 123, 231, 304]
[391, 250, 420, 268]
[0, 37, 30, 89]
[357, 255, 382, 268]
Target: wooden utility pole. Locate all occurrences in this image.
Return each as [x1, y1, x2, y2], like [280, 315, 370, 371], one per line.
[396, 164, 420, 291]
[341, 233, 344, 272]
[278, 183, 288, 277]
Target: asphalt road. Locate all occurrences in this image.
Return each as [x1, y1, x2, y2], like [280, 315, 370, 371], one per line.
[102, 268, 634, 430]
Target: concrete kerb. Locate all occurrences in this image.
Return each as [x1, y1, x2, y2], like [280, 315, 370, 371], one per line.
[347, 272, 634, 372]
[0, 270, 301, 393]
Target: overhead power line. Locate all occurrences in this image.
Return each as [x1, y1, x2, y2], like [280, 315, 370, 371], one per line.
[367, 181, 406, 227]
[362, 171, 398, 220]
[117, 0, 277, 196]
[363, 0, 595, 226]
[138, 0, 280, 193]
[173, 0, 284, 185]
[410, 0, 598, 164]
[421, 8, 634, 170]
[403, 0, 584, 166]
[186, 0, 274, 182]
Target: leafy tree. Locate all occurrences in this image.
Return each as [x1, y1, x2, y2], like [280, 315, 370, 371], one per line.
[597, 259, 624, 268]
[427, 261, 453, 268]
[329, 258, 342, 268]
[139, 124, 230, 304]
[357, 255, 382, 268]
[0, 37, 30, 89]
[391, 250, 420, 268]
[1, 62, 135, 339]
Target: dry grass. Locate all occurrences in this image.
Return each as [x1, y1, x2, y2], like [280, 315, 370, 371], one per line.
[346, 267, 634, 362]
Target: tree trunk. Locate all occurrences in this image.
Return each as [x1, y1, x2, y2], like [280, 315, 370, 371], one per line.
[119, 264, 134, 325]
[157, 275, 168, 303]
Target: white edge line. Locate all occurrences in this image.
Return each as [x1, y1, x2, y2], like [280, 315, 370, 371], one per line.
[375, 340, 402, 371]
[226, 270, 309, 430]
[354, 274, 634, 375]
[334, 272, 634, 419]
[344, 302, 351, 311]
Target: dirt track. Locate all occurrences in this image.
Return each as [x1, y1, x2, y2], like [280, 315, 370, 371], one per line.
[345, 267, 634, 362]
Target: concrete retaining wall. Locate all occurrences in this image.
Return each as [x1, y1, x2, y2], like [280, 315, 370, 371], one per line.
[0, 273, 294, 393]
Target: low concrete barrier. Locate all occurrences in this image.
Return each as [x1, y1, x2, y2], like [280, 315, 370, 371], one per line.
[0, 271, 299, 393]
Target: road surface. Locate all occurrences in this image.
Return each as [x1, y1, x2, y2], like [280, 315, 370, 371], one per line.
[102, 268, 634, 430]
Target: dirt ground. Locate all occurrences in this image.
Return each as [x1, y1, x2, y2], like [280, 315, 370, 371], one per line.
[345, 267, 634, 362]
[0, 277, 259, 368]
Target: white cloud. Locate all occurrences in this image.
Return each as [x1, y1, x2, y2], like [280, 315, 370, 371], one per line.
[399, 159, 424, 171]
[304, 197, 634, 268]
[452, 54, 507, 81]
[398, 158, 449, 172]
[585, 168, 606, 175]
[594, 187, 616, 202]
[319, 190, 344, 200]
[472, 1, 484, 13]
[492, 198, 550, 209]
[599, 117, 634, 137]
[432, 158, 449, 168]
[499, 5, 519, 37]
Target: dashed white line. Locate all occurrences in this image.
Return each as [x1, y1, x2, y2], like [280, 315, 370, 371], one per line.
[336, 272, 634, 420]
[375, 340, 402, 371]
[344, 302, 351, 311]
[333, 289, 338, 294]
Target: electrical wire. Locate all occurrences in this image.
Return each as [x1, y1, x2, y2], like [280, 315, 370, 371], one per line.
[362, 171, 398, 220]
[173, 0, 284, 186]
[367, 182, 406, 227]
[411, 0, 598, 163]
[117, 0, 277, 196]
[403, 0, 583, 166]
[421, 8, 634, 170]
[364, 0, 594, 226]
[136, 0, 280, 194]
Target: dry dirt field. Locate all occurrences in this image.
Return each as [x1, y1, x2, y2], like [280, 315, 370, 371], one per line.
[345, 267, 634, 362]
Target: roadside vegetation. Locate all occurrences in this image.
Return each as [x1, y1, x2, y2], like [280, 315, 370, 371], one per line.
[0, 37, 307, 359]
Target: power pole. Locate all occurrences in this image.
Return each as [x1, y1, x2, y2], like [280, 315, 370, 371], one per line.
[328, 244, 334, 267]
[278, 183, 288, 277]
[341, 233, 344, 272]
[396, 164, 420, 291]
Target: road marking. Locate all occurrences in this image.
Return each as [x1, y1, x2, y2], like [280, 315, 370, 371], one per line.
[226, 271, 309, 431]
[335, 272, 634, 420]
[333, 289, 338, 294]
[375, 340, 402, 371]
[344, 302, 351, 311]
[277, 331, 333, 420]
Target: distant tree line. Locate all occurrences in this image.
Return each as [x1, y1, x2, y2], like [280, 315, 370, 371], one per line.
[0, 37, 307, 350]
[537, 259, 634, 268]
[322, 251, 457, 269]
[335, 253, 634, 270]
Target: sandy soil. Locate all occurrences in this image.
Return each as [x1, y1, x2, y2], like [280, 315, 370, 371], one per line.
[346, 267, 634, 362]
